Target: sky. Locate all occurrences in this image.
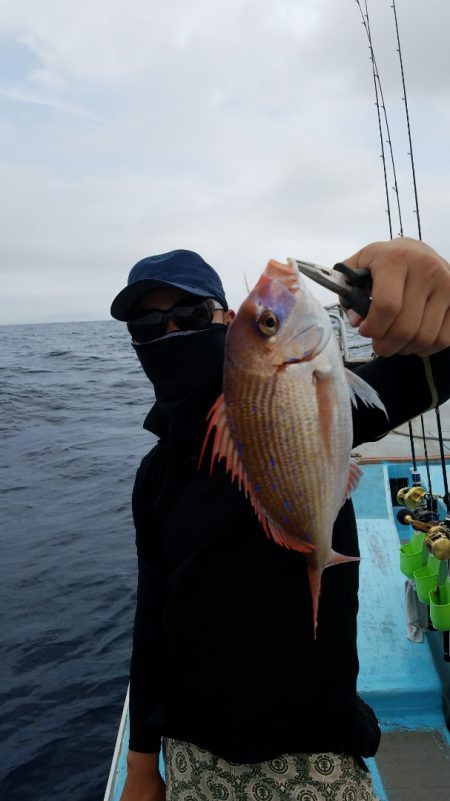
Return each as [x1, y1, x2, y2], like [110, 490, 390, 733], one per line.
[1, 0, 449, 325]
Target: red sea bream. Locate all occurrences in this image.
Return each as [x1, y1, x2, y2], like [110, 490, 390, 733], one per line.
[202, 258, 386, 637]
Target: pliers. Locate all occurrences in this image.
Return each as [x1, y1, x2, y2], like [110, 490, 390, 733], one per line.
[292, 259, 373, 318]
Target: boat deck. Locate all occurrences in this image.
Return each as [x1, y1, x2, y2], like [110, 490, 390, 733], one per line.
[356, 462, 450, 800]
[376, 730, 450, 801]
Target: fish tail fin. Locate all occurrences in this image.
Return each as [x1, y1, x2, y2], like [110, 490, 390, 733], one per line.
[308, 552, 360, 639]
[307, 564, 322, 640]
[327, 549, 360, 567]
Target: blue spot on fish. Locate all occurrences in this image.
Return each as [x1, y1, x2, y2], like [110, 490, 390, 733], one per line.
[283, 499, 291, 510]
[269, 455, 276, 468]
[254, 483, 261, 493]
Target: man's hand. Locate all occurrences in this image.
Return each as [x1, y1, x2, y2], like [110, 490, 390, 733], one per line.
[119, 751, 166, 801]
[342, 237, 450, 357]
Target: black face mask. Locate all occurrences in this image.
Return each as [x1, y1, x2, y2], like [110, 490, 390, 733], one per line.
[132, 325, 227, 450]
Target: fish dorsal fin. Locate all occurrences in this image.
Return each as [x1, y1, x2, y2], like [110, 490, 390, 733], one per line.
[345, 369, 388, 416]
[200, 394, 316, 556]
[199, 393, 249, 493]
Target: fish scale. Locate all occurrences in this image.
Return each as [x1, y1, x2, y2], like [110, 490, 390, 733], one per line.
[227, 351, 349, 553]
[202, 259, 386, 636]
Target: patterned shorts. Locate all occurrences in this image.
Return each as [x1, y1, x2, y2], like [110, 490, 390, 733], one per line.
[163, 738, 379, 801]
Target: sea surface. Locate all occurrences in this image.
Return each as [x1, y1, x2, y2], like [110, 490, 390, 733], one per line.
[0, 317, 369, 801]
[0, 321, 157, 801]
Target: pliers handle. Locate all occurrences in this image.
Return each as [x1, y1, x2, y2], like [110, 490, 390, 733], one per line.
[333, 263, 372, 318]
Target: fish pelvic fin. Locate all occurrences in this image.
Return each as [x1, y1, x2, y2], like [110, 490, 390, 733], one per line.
[345, 369, 388, 417]
[200, 395, 316, 556]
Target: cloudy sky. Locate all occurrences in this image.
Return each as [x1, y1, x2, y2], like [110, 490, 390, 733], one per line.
[1, 0, 449, 325]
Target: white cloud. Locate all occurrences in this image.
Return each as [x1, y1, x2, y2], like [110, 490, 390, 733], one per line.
[28, 67, 67, 90]
[0, 83, 99, 119]
[0, 0, 449, 324]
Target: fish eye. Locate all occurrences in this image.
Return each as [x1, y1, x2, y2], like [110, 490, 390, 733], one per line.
[257, 309, 280, 336]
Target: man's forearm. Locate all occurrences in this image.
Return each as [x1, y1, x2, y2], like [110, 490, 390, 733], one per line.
[351, 346, 450, 448]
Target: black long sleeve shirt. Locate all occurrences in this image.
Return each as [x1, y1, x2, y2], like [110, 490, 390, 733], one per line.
[128, 349, 450, 762]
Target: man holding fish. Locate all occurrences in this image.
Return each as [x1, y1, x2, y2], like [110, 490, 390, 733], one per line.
[111, 237, 450, 801]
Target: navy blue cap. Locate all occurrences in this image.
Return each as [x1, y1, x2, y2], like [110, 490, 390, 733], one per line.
[110, 249, 228, 321]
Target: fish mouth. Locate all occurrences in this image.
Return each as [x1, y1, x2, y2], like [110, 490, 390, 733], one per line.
[264, 259, 301, 292]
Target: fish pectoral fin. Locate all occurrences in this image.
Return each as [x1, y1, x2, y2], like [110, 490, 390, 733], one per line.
[313, 368, 335, 459]
[345, 369, 388, 417]
[326, 549, 360, 567]
[345, 457, 362, 499]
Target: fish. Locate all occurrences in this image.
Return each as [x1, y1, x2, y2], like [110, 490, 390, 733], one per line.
[201, 258, 387, 637]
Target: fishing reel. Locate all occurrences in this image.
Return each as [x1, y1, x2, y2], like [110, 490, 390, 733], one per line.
[425, 524, 450, 561]
[396, 483, 441, 528]
[397, 511, 450, 561]
[397, 485, 427, 511]
[397, 484, 437, 525]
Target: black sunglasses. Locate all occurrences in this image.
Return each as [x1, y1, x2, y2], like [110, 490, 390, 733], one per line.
[128, 297, 223, 343]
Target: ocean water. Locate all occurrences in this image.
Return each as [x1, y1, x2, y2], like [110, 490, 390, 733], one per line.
[0, 321, 157, 801]
[0, 317, 369, 801]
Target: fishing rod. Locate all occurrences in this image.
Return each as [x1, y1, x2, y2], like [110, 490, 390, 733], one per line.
[391, 0, 450, 513]
[355, 0, 420, 481]
[355, 0, 403, 237]
[391, 0, 421, 240]
[390, 0, 450, 658]
[392, 0, 450, 511]
[357, 0, 450, 656]
[355, 0, 392, 237]
[359, 0, 448, 505]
